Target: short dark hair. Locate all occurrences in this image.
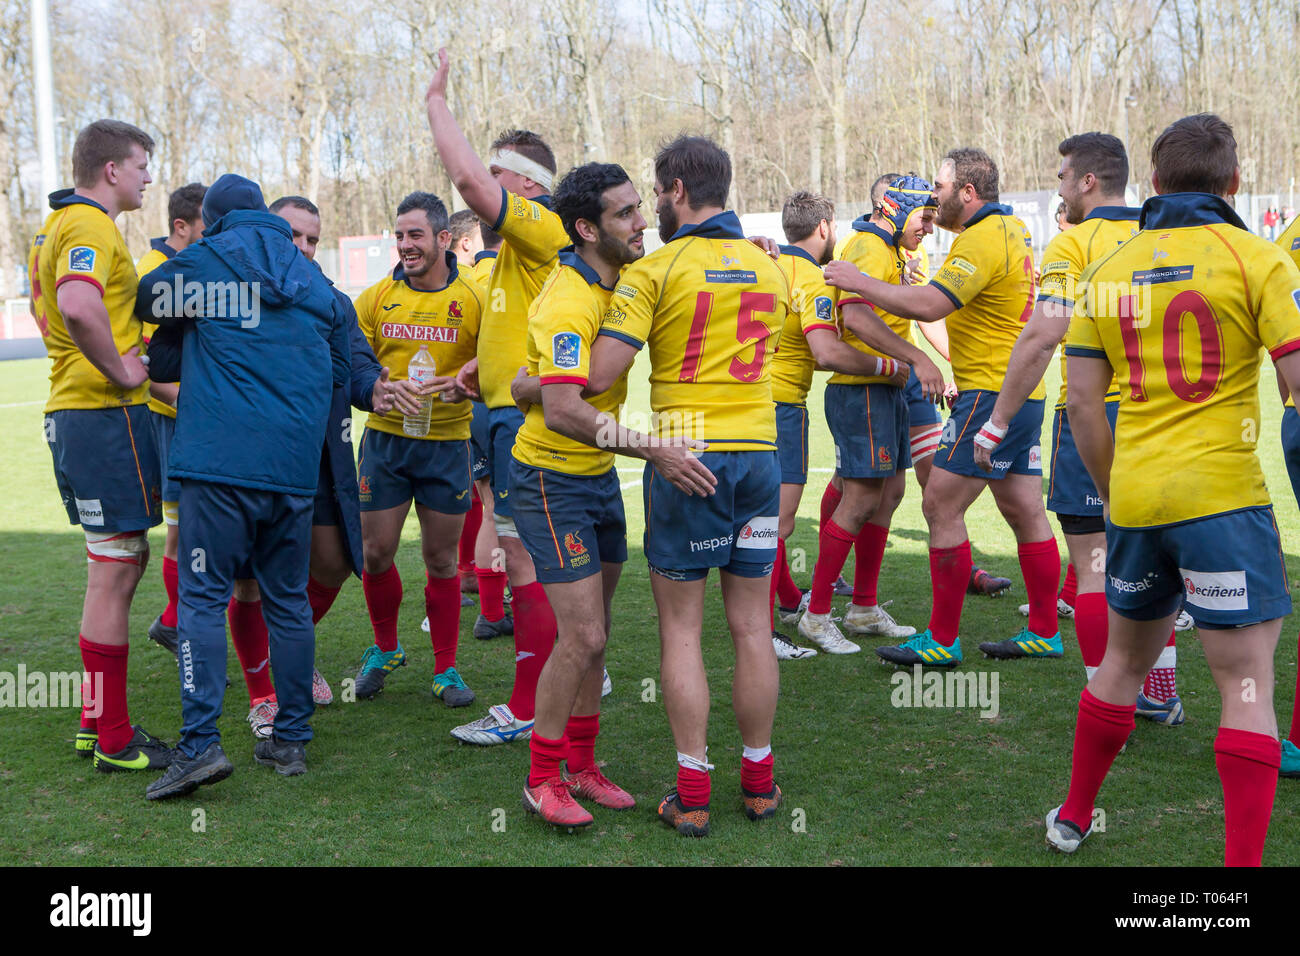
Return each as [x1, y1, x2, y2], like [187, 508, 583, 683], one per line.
[490, 129, 557, 176]
[395, 191, 449, 233]
[1151, 113, 1238, 196]
[268, 195, 319, 217]
[943, 147, 999, 201]
[72, 119, 155, 188]
[1058, 132, 1128, 195]
[654, 135, 731, 209]
[168, 182, 207, 228]
[552, 163, 633, 246]
[781, 191, 835, 243]
[449, 209, 479, 244]
[480, 222, 502, 250]
[870, 173, 902, 205]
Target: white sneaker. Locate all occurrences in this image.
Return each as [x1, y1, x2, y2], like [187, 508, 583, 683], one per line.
[1045, 804, 1091, 853]
[311, 667, 333, 706]
[798, 610, 860, 654]
[1018, 598, 1075, 619]
[842, 602, 916, 638]
[1174, 609, 1194, 632]
[601, 668, 612, 697]
[247, 695, 278, 740]
[450, 703, 534, 746]
[772, 630, 817, 660]
[777, 590, 811, 626]
[421, 616, 430, 633]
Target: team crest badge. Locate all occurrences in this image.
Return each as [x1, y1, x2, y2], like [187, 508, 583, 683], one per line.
[564, 532, 587, 556]
[448, 300, 462, 318]
[359, 476, 371, 495]
[878, 446, 892, 465]
[552, 332, 581, 370]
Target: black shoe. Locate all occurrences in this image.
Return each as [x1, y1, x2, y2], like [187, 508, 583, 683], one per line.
[254, 734, 307, 776]
[145, 742, 233, 800]
[831, 575, 853, 598]
[148, 614, 179, 656]
[93, 725, 174, 773]
[473, 611, 514, 640]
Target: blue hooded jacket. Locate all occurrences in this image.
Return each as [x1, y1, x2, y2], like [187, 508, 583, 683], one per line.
[135, 176, 350, 496]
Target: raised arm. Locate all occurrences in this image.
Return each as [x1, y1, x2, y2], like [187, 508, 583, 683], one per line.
[425, 48, 505, 221]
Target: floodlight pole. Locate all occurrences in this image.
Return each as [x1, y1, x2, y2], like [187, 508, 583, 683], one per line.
[32, 0, 57, 201]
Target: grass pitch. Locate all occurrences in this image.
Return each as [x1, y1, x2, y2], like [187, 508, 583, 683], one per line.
[0, 351, 1298, 866]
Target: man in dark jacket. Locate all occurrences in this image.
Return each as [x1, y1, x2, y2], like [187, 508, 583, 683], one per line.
[136, 173, 350, 799]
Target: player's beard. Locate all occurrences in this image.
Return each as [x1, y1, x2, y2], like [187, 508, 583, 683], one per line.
[597, 230, 643, 266]
[817, 232, 835, 265]
[657, 202, 679, 244]
[935, 191, 965, 231]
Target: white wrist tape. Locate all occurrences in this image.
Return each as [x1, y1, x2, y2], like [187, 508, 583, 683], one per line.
[487, 149, 553, 190]
[973, 419, 1008, 452]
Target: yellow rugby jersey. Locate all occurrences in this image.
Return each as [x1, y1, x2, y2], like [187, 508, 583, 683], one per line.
[1037, 207, 1139, 409]
[1064, 193, 1300, 527]
[354, 252, 482, 440]
[137, 239, 178, 419]
[513, 251, 627, 476]
[770, 246, 837, 405]
[29, 191, 149, 411]
[831, 222, 914, 386]
[1279, 216, 1300, 270]
[599, 212, 789, 450]
[481, 190, 568, 408]
[471, 249, 497, 290]
[930, 204, 1044, 398]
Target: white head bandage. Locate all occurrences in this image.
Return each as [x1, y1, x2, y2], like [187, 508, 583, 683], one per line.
[488, 149, 554, 191]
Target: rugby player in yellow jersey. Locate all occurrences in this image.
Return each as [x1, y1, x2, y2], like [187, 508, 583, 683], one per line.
[506, 163, 704, 827]
[824, 148, 1061, 669]
[29, 119, 172, 771]
[798, 178, 948, 656]
[426, 48, 570, 745]
[1275, 212, 1300, 778]
[1047, 114, 1300, 865]
[137, 182, 205, 658]
[350, 192, 483, 708]
[767, 191, 918, 660]
[584, 136, 786, 836]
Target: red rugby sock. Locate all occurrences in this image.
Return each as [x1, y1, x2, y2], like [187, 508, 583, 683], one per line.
[1059, 562, 1077, 608]
[809, 519, 855, 615]
[228, 598, 275, 702]
[306, 575, 340, 625]
[1214, 728, 1280, 867]
[459, 497, 482, 575]
[507, 581, 555, 721]
[362, 564, 402, 653]
[775, 538, 802, 608]
[528, 732, 567, 788]
[1019, 538, 1062, 640]
[819, 480, 842, 527]
[425, 572, 461, 672]
[741, 753, 774, 795]
[1060, 688, 1134, 829]
[926, 541, 972, 646]
[676, 764, 711, 807]
[476, 568, 507, 622]
[79, 636, 130, 754]
[161, 556, 179, 628]
[851, 521, 889, 607]
[1073, 592, 1108, 672]
[1290, 631, 1300, 746]
[565, 712, 600, 774]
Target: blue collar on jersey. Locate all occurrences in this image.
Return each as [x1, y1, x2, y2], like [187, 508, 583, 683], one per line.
[1139, 193, 1248, 231]
[1084, 205, 1142, 222]
[392, 249, 461, 291]
[859, 221, 896, 246]
[961, 202, 1014, 229]
[558, 246, 615, 290]
[778, 244, 820, 266]
[150, 236, 178, 259]
[668, 210, 744, 242]
[473, 249, 498, 263]
[48, 188, 108, 214]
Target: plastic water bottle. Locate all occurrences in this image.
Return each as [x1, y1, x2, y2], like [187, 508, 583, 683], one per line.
[404, 344, 436, 437]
